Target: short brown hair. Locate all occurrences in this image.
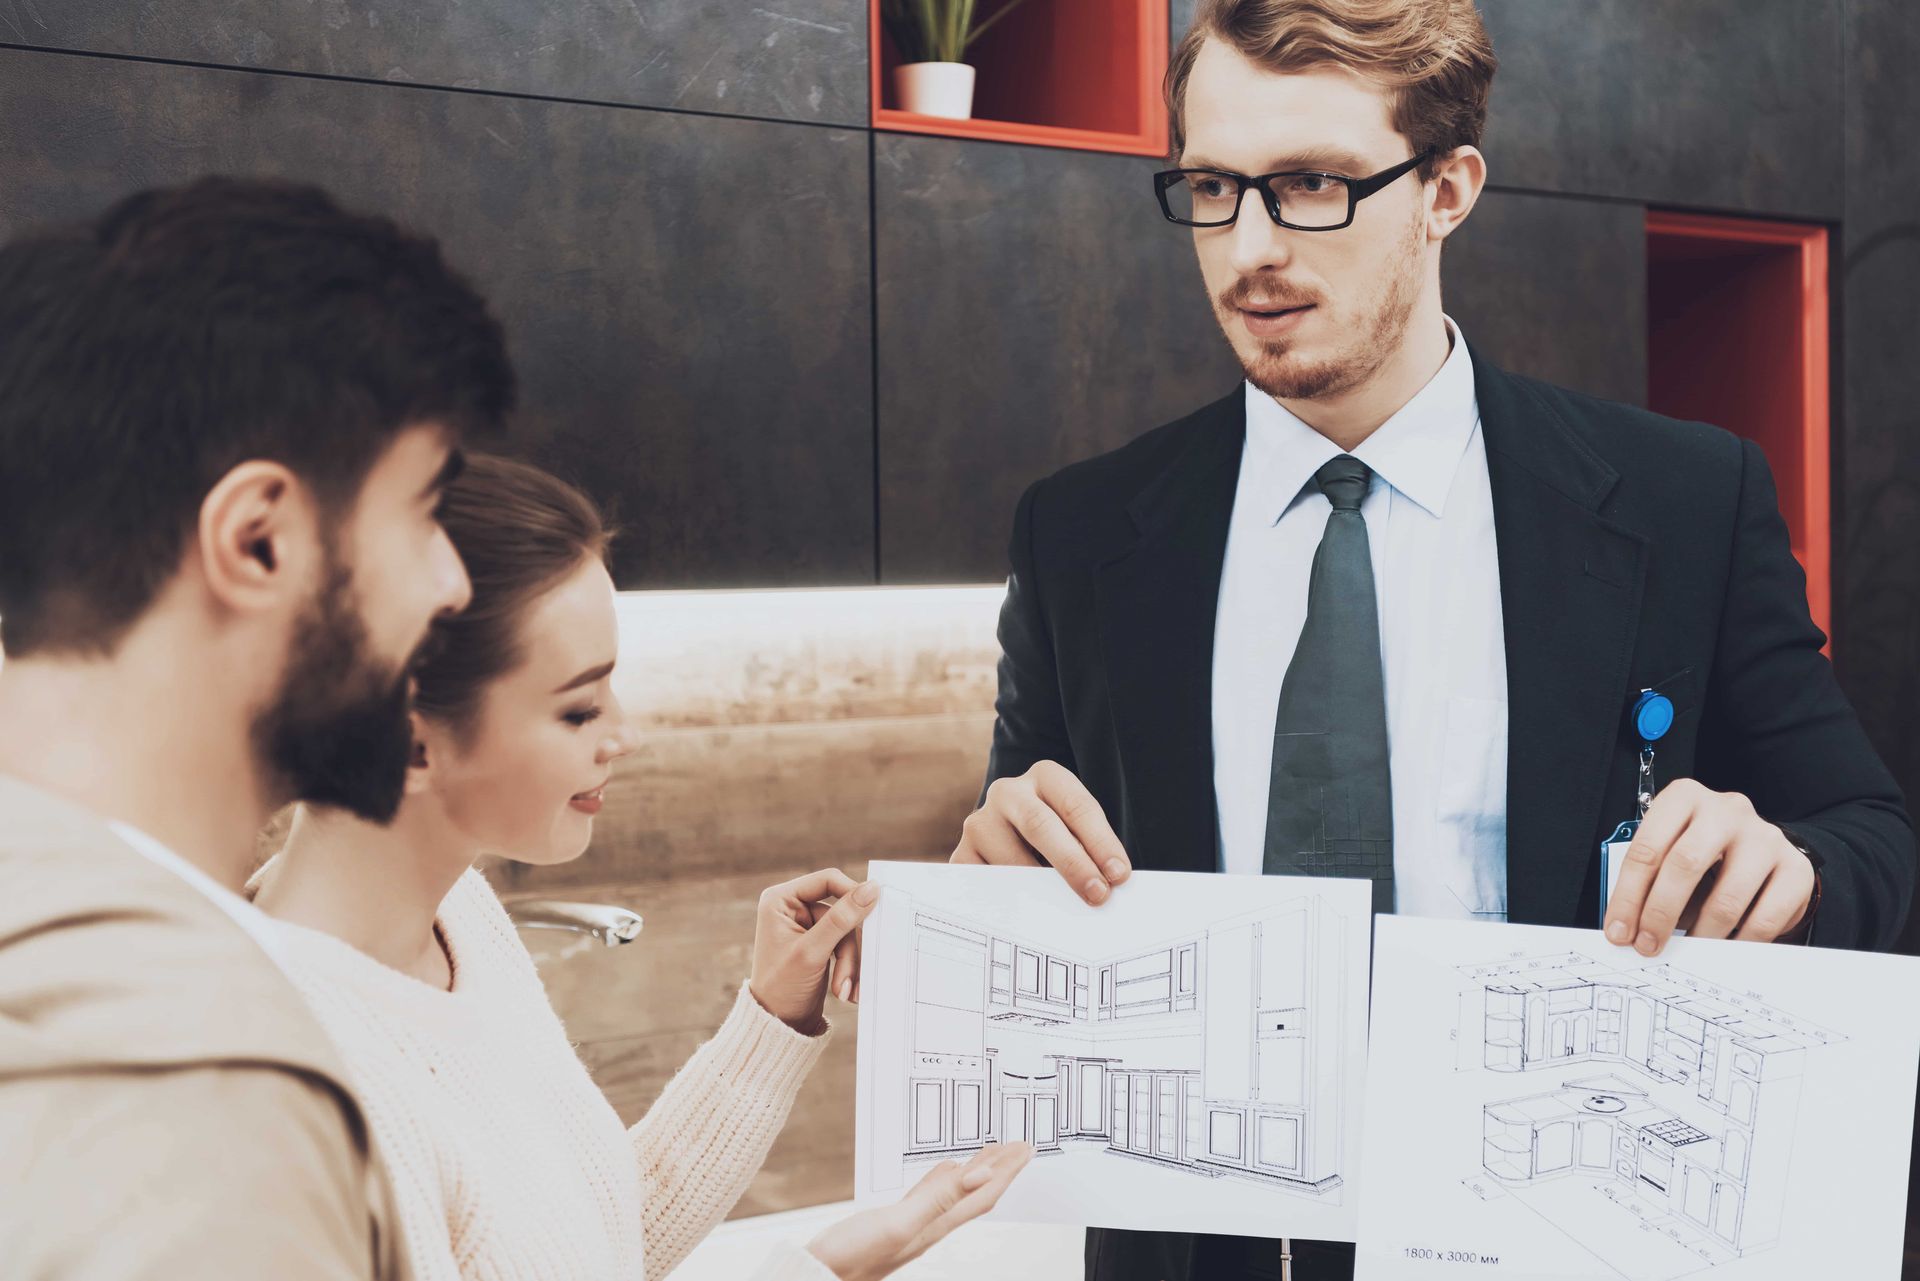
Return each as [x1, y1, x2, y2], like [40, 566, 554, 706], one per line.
[412, 454, 614, 735]
[1166, 0, 1498, 177]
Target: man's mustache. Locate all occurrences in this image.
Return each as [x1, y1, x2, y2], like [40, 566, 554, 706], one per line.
[1219, 276, 1321, 311]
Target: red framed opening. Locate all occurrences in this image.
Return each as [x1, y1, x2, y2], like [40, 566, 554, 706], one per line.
[1646, 211, 1832, 644]
[870, 0, 1170, 157]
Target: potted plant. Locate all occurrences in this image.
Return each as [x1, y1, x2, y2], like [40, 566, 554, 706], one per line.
[882, 0, 1037, 120]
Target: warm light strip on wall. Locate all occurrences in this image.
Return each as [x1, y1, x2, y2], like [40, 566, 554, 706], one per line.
[607, 583, 1009, 726]
[615, 582, 1007, 614]
[610, 583, 1009, 655]
[0, 584, 1016, 703]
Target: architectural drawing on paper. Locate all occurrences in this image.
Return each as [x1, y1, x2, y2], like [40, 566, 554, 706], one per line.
[883, 893, 1348, 1198]
[1459, 952, 1843, 1274]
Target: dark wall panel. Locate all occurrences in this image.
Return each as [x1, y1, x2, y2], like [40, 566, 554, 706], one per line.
[1443, 188, 1647, 406]
[874, 133, 1242, 583]
[8, 0, 868, 127]
[1476, 0, 1843, 219]
[0, 49, 875, 587]
[1171, 0, 1200, 44]
[1835, 0, 1920, 934]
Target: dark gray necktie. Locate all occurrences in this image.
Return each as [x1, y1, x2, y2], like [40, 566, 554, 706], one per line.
[1262, 454, 1395, 913]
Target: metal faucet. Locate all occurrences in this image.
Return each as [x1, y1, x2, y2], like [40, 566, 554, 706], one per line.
[505, 899, 644, 947]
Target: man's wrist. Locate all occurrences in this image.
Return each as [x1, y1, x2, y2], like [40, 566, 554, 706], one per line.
[1776, 826, 1823, 945]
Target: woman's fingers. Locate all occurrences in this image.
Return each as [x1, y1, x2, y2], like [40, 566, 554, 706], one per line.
[830, 918, 859, 1002]
[899, 1144, 1034, 1260]
[762, 867, 860, 917]
[845, 902, 864, 1002]
[751, 870, 885, 1032]
[800, 882, 880, 970]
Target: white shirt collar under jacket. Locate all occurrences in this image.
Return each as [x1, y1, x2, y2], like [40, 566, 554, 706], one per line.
[1241, 313, 1480, 525]
[1213, 315, 1510, 922]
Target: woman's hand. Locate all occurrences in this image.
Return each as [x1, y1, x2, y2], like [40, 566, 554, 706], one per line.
[748, 868, 879, 1034]
[806, 1143, 1034, 1281]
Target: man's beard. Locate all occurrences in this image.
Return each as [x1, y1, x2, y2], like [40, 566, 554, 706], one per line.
[1221, 213, 1425, 403]
[254, 554, 419, 825]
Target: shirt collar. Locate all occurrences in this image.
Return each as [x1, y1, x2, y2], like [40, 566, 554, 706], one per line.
[107, 818, 292, 971]
[1241, 314, 1481, 523]
[108, 820, 248, 910]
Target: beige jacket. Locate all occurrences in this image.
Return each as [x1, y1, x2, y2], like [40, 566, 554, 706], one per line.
[0, 775, 408, 1279]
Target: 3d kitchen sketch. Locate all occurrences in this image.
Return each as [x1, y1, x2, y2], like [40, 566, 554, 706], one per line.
[1363, 917, 1920, 1280]
[856, 863, 1373, 1239]
[1465, 951, 1839, 1273]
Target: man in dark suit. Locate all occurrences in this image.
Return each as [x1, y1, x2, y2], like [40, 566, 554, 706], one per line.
[949, 1, 1915, 1278]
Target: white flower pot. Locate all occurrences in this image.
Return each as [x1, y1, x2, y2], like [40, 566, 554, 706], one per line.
[895, 61, 976, 120]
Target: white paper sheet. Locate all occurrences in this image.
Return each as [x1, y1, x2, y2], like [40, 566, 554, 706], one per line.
[1356, 915, 1920, 1279]
[854, 862, 1374, 1241]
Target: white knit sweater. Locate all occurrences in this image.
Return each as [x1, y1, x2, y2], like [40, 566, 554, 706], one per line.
[264, 867, 839, 1281]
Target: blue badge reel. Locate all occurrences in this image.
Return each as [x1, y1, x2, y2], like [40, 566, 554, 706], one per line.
[1599, 689, 1675, 926]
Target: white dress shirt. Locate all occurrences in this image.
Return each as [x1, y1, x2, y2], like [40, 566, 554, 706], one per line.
[1211, 317, 1509, 920]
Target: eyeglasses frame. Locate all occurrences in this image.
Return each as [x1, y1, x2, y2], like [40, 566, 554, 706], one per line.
[1152, 150, 1437, 231]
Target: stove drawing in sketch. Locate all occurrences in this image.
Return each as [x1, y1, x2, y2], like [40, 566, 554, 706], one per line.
[1462, 951, 1843, 1274]
[885, 893, 1347, 1198]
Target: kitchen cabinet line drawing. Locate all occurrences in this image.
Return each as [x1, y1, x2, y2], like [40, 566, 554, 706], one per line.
[1462, 952, 1840, 1274]
[881, 892, 1349, 1199]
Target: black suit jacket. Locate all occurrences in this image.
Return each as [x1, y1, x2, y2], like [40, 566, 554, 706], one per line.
[981, 353, 1915, 1280]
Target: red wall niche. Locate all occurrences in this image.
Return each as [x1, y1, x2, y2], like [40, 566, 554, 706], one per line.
[871, 0, 1170, 157]
[1646, 210, 1832, 644]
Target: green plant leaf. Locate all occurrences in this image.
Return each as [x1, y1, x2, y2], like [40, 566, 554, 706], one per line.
[886, 0, 1041, 66]
[948, 0, 973, 63]
[916, 0, 941, 61]
[965, 0, 1036, 51]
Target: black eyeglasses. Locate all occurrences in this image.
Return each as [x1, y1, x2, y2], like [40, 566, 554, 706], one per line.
[1153, 151, 1433, 230]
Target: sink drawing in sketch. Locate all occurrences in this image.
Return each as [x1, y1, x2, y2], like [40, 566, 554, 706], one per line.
[876, 893, 1348, 1199]
[1461, 952, 1844, 1275]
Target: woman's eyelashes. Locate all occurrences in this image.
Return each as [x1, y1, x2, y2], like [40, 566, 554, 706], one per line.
[562, 705, 604, 728]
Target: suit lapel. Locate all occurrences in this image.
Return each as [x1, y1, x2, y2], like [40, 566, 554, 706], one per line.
[1476, 357, 1649, 927]
[1096, 391, 1245, 875]
[1092, 361, 1648, 912]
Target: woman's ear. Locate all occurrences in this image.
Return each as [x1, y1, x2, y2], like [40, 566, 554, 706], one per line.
[405, 710, 437, 795]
